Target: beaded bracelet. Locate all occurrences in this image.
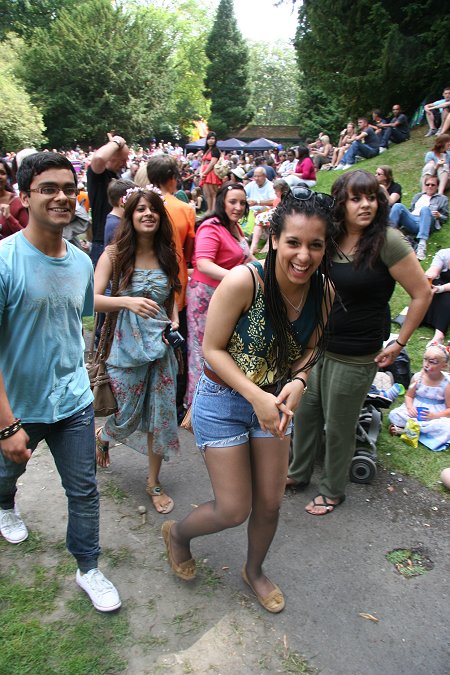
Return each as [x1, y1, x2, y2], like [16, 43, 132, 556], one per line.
[0, 419, 22, 440]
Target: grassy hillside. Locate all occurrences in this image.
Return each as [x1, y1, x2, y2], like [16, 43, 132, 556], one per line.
[316, 126, 450, 490]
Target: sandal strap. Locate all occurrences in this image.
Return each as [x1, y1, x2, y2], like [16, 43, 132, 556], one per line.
[146, 485, 165, 497]
[96, 427, 109, 453]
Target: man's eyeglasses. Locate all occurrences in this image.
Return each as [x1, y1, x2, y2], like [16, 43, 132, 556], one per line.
[28, 186, 79, 198]
[290, 186, 335, 210]
[425, 183, 437, 188]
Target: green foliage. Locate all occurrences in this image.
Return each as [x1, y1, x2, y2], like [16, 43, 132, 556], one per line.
[205, 0, 253, 136]
[12, 0, 210, 146]
[155, 0, 211, 138]
[0, 35, 46, 151]
[0, 0, 75, 40]
[294, 0, 450, 140]
[19, 0, 174, 147]
[248, 41, 300, 126]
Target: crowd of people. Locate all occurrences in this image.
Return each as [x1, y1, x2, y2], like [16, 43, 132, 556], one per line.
[1, 106, 449, 617]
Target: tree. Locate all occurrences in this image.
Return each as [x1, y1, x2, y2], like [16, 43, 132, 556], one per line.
[152, 0, 211, 140]
[247, 42, 300, 126]
[19, 0, 174, 147]
[0, 0, 75, 40]
[294, 0, 450, 140]
[204, 0, 253, 136]
[0, 35, 46, 152]
[16, 0, 211, 146]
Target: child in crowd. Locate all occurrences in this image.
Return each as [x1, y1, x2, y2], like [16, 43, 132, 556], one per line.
[389, 344, 450, 451]
[104, 178, 135, 246]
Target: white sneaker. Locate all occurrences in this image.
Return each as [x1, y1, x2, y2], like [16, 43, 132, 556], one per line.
[379, 146, 387, 154]
[341, 164, 353, 171]
[0, 507, 28, 544]
[333, 164, 344, 171]
[416, 242, 427, 261]
[76, 568, 121, 612]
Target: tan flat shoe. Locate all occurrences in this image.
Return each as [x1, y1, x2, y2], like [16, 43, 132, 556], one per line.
[161, 520, 196, 581]
[241, 565, 285, 613]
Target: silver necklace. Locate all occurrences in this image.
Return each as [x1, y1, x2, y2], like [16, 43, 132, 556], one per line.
[281, 288, 306, 313]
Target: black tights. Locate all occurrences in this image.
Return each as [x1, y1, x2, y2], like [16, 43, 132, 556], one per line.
[174, 436, 290, 581]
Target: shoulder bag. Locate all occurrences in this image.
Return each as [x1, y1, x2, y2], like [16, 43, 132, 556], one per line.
[86, 246, 120, 416]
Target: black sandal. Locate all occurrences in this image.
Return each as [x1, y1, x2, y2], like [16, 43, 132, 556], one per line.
[306, 494, 345, 516]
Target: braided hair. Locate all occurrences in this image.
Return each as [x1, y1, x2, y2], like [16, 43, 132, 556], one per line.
[265, 193, 335, 378]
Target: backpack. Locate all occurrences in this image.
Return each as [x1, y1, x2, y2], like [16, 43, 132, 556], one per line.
[213, 153, 230, 180]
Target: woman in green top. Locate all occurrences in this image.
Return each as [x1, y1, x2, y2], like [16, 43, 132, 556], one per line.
[162, 189, 334, 613]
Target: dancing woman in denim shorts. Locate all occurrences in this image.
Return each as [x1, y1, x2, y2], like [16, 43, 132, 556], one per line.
[163, 189, 335, 613]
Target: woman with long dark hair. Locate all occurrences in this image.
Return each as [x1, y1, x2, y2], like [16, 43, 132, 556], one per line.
[0, 159, 28, 239]
[199, 131, 222, 212]
[94, 187, 181, 514]
[185, 181, 252, 404]
[163, 189, 335, 612]
[287, 170, 431, 514]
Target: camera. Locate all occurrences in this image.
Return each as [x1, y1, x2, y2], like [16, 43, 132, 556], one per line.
[164, 325, 185, 350]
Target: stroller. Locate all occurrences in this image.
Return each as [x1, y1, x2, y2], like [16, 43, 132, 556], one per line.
[350, 392, 392, 484]
[349, 365, 408, 484]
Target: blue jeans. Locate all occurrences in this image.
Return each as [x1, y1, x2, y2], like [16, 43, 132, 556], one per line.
[390, 203, 434, 240]
[379, 127, 409, 148]
[0, 404, 100, 572]
[342, 141, 379, 165]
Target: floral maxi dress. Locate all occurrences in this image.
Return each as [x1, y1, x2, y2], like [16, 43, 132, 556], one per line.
[103, 269, 179, 459]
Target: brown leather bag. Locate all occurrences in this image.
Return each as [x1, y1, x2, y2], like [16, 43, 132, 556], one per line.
[86, 246, 120, 417]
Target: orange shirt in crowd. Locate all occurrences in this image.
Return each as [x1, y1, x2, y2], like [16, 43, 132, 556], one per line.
[164, 193, 195, 311]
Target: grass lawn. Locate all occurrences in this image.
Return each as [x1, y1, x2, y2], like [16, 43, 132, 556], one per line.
[315, 126, 450, 493]
[0, 536, 128, 674]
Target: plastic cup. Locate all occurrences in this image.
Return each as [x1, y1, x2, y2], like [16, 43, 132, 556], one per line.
[416, 407, 429, 421]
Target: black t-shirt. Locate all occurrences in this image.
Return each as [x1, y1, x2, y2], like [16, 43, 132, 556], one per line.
[363, 127, 380, 150]
[391, 113, 409, 138]
[87, 166, 118, 243]
[326, 229, 411, 356]
[387, 181, 402, 202]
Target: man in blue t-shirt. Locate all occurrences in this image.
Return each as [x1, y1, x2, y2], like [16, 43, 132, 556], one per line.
[0, 152, 121, 613]
[337, 117, 380, 170]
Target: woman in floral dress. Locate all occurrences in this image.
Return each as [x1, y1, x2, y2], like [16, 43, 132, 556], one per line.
[94, 187, 181, 514]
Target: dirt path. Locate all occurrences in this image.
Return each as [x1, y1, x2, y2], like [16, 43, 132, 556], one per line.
[7, 430, 450, 675]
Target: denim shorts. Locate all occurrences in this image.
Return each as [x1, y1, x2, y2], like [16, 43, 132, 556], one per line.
[192, 372, 292, 451]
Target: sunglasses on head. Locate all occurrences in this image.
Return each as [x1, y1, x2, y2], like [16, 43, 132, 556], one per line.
[289, 186, 335, 210]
